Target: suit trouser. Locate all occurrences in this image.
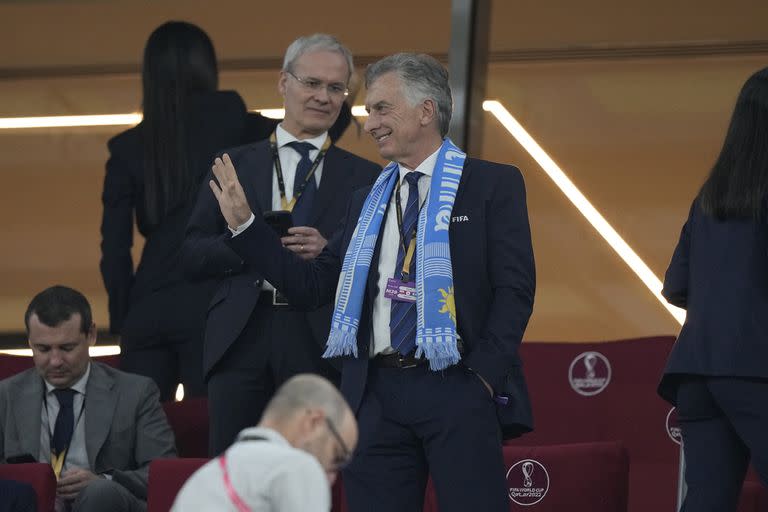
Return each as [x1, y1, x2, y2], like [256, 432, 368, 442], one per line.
[207, 303, 338, 455]
[677, 377, 768, 512]
[120, 338, 206, 403]
[72, 479, 145, 512]
[343, 363, 508, 512]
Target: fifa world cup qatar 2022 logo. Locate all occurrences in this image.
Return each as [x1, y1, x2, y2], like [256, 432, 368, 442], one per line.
[568, 351, 612, 396]
[666, 407, 682, 445]
[506, 459, 550, 506]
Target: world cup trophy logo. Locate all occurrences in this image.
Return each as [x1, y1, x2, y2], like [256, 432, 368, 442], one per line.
[506, 459, 550, 506]
[569, 351, 611, 396]
[522, 461, 534, 488]
[584, 353, 597, 379]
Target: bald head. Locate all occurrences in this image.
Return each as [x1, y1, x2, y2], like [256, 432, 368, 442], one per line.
[259, 374, 357, 484]
[261, 374, 351, 427]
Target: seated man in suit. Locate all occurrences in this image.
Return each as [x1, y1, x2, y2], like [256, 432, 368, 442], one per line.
[207, 53, 536, 511]
[0, 286, 176, 512]
[171, 374, 358, 511]
[183, 33, 380, 455]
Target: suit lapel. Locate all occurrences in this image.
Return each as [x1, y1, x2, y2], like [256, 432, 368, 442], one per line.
[84, 363, 117, 470]
[309, 146, 346, 226]
[16, 371, 43, 459]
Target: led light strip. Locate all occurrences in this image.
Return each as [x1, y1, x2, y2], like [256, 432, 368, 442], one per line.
[0, 345, 121, 356]
[483, 100, 686, 326]
[0, 107, 370, 129]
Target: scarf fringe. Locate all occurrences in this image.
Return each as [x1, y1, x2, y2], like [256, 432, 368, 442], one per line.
[416, 337, 461, 371]
[323, 329, 359, 358]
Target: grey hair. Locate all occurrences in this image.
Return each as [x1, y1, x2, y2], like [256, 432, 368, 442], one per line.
[262, 374, 349, 425]
[365, 53, 453, 137]
[282, 33, 353, 80]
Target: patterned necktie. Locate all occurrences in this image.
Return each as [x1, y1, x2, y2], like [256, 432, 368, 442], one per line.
[286, 141, 317, 226]
[51, 388, 76, 458]
[390, 171, 423, 355]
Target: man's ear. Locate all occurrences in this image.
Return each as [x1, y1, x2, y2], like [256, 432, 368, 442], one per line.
[278, 72, 288, 97]
[420, 98, 437, 127]
[87, 322, 97, 347]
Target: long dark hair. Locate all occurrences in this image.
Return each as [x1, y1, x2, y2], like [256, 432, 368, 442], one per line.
[142, 21, 218, 227]
[698, 67, 768, 220]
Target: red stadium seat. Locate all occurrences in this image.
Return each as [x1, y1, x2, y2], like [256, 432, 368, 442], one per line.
[162, 398, 209, 458]
[147, 458, 208, 512]
[501, 441, 629, 511]
[512, 337, 767, 511]
[0, 354, 32, 380]
[512, 337, 679, 511]
[0, 463, 56, 512]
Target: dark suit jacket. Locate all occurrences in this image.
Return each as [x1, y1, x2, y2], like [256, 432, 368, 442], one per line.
[100, 90, 353, 343]
[659, 200, 768, 404]
[183, 139, 380, 378]
[0, 362, 176, 500]
[226, 157, 536, 439]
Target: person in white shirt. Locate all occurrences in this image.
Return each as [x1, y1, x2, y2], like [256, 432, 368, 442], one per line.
[171, 374, 358, 511]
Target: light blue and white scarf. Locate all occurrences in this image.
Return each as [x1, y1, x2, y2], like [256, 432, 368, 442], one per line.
[323, 138, 466, 370]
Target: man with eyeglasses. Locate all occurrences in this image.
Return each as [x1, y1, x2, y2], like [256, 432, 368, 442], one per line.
[171, 374, 358, 512]
[184, 33, 379, 455]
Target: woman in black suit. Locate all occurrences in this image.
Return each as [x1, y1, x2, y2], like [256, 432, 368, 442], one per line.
[100, 21, 351, 401]
[660, 67, 768, 511]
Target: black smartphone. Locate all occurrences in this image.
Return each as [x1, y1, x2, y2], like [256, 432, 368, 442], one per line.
[263, 210, 294, 238]
[6, 453, 37, 464]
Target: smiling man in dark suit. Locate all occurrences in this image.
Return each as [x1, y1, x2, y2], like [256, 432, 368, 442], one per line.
[207, 53, 536, 512]
[0, 286, 176, 512]
[183, 33, 380, 455]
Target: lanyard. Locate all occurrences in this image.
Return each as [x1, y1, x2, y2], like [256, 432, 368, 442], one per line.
[44, 391, 86, 479]
[219, 456, 252, 512]
[269, 131, 331, 212]
[218, 435, 267, 512]
[394, 175, 425, 282]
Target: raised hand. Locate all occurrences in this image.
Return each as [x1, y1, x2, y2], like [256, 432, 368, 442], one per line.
[209, 153, 252, 230]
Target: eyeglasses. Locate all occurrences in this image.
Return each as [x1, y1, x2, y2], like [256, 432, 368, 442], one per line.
[286, 71, 349, 98]
[324, 417, 352, 469]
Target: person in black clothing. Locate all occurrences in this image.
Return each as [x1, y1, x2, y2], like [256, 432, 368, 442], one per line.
[660, 67, 768, 511]
[100, 22, 353, 402]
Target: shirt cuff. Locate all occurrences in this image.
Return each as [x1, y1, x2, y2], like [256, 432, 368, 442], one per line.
[229, 213, 255, 237]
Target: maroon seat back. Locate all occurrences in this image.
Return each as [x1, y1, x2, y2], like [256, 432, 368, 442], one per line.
[0, 463, 57, 512]
[162, 398, 209, 458]
[501, 441, 629, 511]
[147, 458, 208, 512]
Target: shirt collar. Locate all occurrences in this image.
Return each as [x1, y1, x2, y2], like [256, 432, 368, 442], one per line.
[236, 426, 290, 446]
[397, 145, 441, 180]
[45, 362, 90, 395]
[275, 123, 328, 151]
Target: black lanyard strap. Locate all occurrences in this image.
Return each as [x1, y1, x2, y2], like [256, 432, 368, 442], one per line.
[269, 131, 331, 212]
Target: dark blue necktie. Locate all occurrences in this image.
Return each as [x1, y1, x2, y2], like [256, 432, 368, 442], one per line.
[286, 141, 317, 227]
[390, 171, 423, 355]
[51, 388, 76, 457]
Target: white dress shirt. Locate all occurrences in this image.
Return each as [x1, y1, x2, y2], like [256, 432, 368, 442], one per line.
[39, 363, 91, 473]
[370, 148, 440, 356]
[171, 427, 330, 512]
